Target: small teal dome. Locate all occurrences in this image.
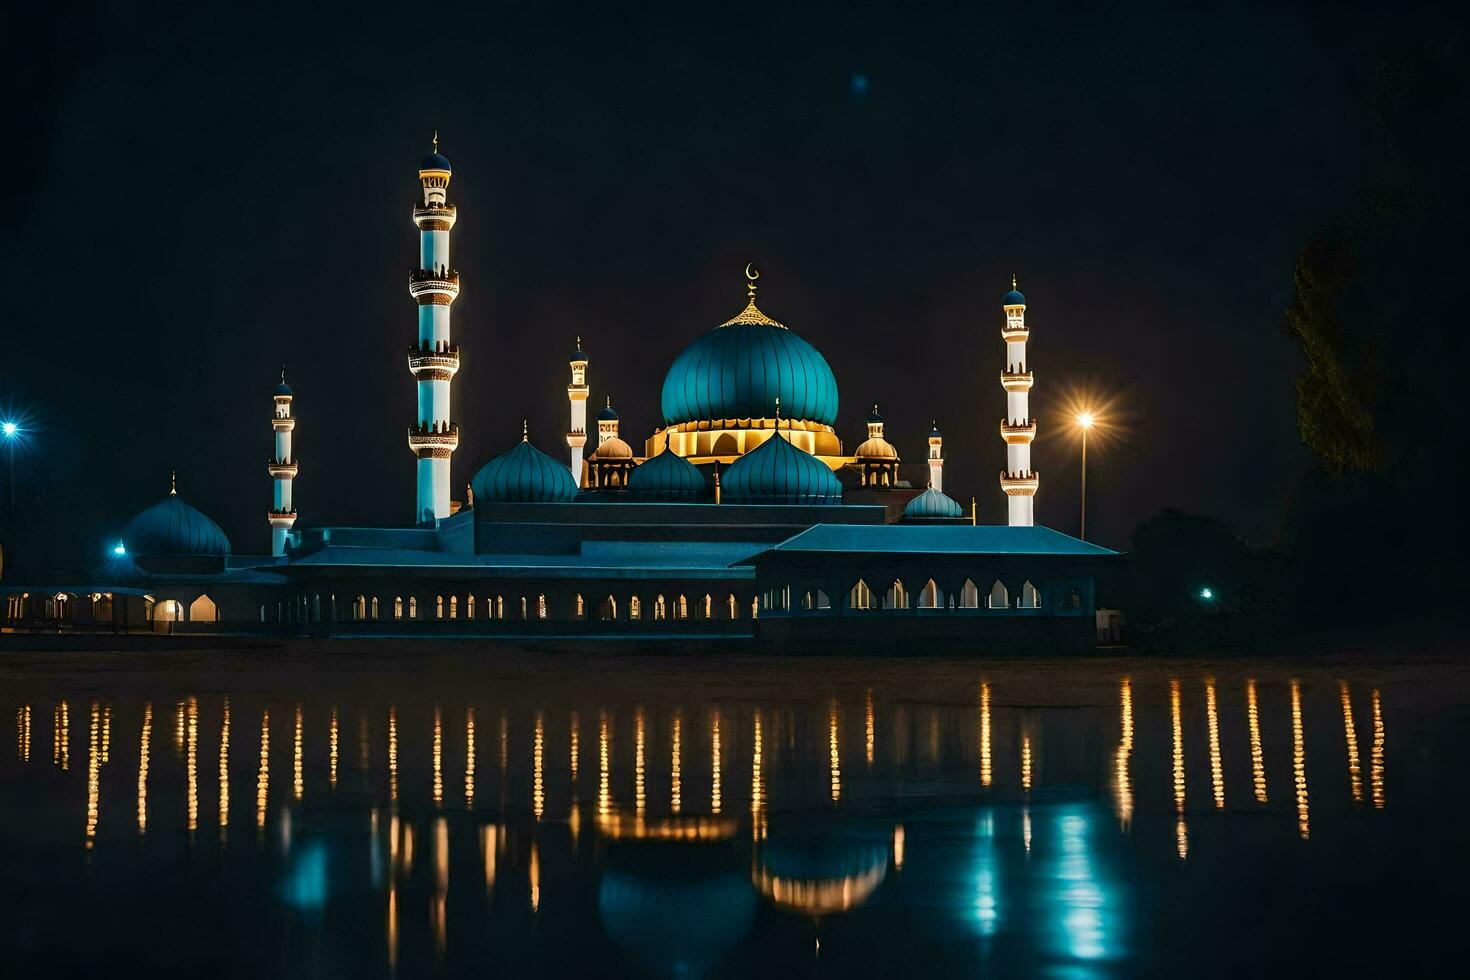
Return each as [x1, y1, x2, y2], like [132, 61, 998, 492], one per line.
[275, 381, 293, 397]
[420, 151, 452, 172]
[1003, 288, 1026, 307]
[722, 432, 841, 505]
[867, 405, 884, 424]
[471, 435, 577, 503]
[660, 299, 839, 427]
[122, 492, 232, 556]
[597, 401, 620, 422]
[904, 486, 964, 519]
[929, 421, 942, 439]
[628, 447, 706, 501]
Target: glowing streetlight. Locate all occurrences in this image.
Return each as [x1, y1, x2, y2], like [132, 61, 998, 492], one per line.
[1075, 411, 1095, 541]
[1199, 587, 1214, 601]
[2, 421, 16, 558]
[1, 422, 15, 438]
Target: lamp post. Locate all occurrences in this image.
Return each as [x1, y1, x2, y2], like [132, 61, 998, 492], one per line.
[1075, 412, 1094, 541]
[1, 422, 15, 573]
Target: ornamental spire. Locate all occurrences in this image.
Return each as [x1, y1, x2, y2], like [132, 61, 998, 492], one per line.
[170, 470, 177, 495]
[721, 262, 784, 328]
[522, 418, 529, 442]
[433, 129, 439, 154]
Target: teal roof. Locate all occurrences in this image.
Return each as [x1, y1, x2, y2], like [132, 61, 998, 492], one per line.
[627, 447, 706, 501]
[471, 438, 577, 503]
[764, 524, 1116, 556]
[420, 151, 452, 172]
[722, 433, 842, 505]
[1003, 288, 1026, 306]
[122, 493, 232, 556]
[903, 486, 964, 519]
[660, 302, 838, 427]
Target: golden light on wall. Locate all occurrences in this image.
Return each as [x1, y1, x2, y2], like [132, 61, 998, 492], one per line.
[432, 704, 443, 807]
[980, 682, 992, 788]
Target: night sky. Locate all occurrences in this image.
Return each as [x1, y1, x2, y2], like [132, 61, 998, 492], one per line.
[1, 3, 1405, 572]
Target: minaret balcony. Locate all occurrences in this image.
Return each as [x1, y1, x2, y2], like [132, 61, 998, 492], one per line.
[567, 431, 587, 449]
[267, 459, 298, 479]
[267, 509, 298, 526]
[1002, 324, 1030, 343]
[407, 422, 459, 459]
[408, 268, 461, 305]
[1000, 419, 1038, 444]
[407, 345, 461, 381]
[1000, 370, 1034, 392]
[271, 416, 296, 432]
[999, 471, 1039, 496]
[412, 203, 458, 231]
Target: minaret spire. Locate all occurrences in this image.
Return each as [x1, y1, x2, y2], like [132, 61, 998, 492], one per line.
[170, 470, 177, 495]
[407, 140, 460, 523]
[927, 420, 944, 493]
[998, 278, 1039, 525]
[267, 371, 299, 555]
[567, 337, 589, 484]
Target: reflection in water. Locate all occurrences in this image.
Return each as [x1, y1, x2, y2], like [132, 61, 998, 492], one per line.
[358, 713, 369, 772]
[102, 704, 111, 763]
[634, 707, 645, 818]
[829, 701, 841, 803]
[1021, 731, 1032, 793]
[220, 700, 230, 832]
[86, 703, 100, 848]
[973, 810, 999, 935]
[174, 701, 185, 756]
[1247, 679, 1268, 803]
[569, 709, 580, 793]
[1049, 811, 1115, 963]
[432, 703, 443, 807]
[534, 710, 545, 820]
[670, 712, 682, 814]
[137, 702, 152, 833]
[1206, 678, 1224, 809]
[529, 840, 541, 913]
[1116, 678, 1133, 829]
[599, 710, 612, 819]
[329, 706, 339, 789]
[465, 706, 476, 807]
[751, 710, 765, 840]
[1340, 682, 1363, 803]
[980, 682, 992, 787]
[187, 697, 199, 832]
[1291, 680, 1309, 840]
[292, 703, 303, 803]
[1370, 689, 1386, 809]
[711, 709, 723, 814]
[433, 817, 448, 957]
[57, 699, 70, 770]
[257, 710, 270, 831]
[893, 824, 904, 871]
[480, 823, 497, 894]
[1023, 806, 1033, 854]
[388, 707, 398, 804]
[865, 687, 875, 768]
[17, 703, 31, 762]
[387, 879, 398, 971]
[1171, 679, 1187, 860]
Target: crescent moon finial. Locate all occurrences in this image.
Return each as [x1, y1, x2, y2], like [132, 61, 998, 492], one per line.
[745, 262, 760, 299]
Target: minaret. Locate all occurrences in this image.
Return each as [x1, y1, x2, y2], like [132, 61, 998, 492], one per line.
[567, 338, 588, 481]
[597, 397, 619, 446]
[999, 277, 1039, 525]
[928, 421, 944, 493]
[406, 132, 461, 524]
[267, 369, 298, 556]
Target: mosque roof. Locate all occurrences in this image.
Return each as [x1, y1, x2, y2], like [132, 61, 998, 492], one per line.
[867, 405, 884, 424]
[470, 433, 578, 503]
[589, 435, 634, 460]
[903, 486, 964, 519]
[660, 291, 839, 428]
[1003, 287, 1026, 307]
[627, 446, 706, 500]
[722, 432, 842, 505]
[420, 151, 452, 173]
[759, 524, 1117, 556]
[121, 488, 232, 556]
[275, 380, 293, 397]
[854, 436, 899, 460]
[597, 400, 620, 422]
[929, 421, 942, 439]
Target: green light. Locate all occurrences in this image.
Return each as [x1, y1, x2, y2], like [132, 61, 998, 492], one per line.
[113, 542, 127, 556]
[1199, 587, 1214, 600]
[1, 422, 15, 438]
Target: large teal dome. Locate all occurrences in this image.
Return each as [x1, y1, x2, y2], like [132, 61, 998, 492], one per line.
[471, 434, 577, 503]
[628, 446, 706, 501]
[660, 297, 839, 427]
[722, 431, 842, 505]
[122, 491, 231, 556]
[903, 486, 964, 520]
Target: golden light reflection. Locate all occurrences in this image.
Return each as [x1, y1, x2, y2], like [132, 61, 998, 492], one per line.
[927, 708, 940, 765]
[569, 709, 580, 793]
[187, 697, 199, 832]
[634, 707, 646, 818]
[85, 703, 100, 848]
[1370, 689, 1386, 809]
[291, 703, 302, 803]
[58, 699, 70, 770]
[828, 701, 841, 803]
[1291, 680, 1309, 840]
[1247, 679, 1267, 803]
[18, 704, 30, 762]
[751, 709, 765, 841]
[480, 823, 497, 895]
[433, 817, 448, 957]
[1023, 806, 1032, 854]
[499, 710, 508, 774]
[219, 700, 230, 832]
[175, 700, 185, 755]
[893, 824, 905, 871]
[597, 812, 737, 841]
[102, 704, 111, 763]
[529, 840, 541, 913]
[388, 706, 398, 804]
[670, 712, 682, 814]
[1020, 732, 1032, 793]
[387, 882, 398, 971]
[865, 688, 875, 768]
[1171, 679, 1187, 860]
[257, 709, 271, 831]
[1116, 677, 1133, 829]
[329, 706, 339, 790]
[711, 709, 723, 814]
[534, 710, 545, 821]
[1205, 678, 1224, 809]
[465, 706, 476, 807]
[137, 702, 152, 833]
[1340, 682, 1362, 803]
[753, 862, 888, 917]
[980, 682, 992, 787]
[598, 710, 611, 819]
[432, 704, 443, 807]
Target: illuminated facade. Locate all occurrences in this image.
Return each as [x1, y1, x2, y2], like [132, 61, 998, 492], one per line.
[999, 279, 1039, 526]
[566, 340, 588, 481]
[267, 371, 297, 556]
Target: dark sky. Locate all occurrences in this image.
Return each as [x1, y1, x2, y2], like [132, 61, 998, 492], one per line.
[1, 2, 1400, 571]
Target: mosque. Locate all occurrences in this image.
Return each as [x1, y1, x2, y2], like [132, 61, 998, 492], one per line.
[1, 140, 1113, 648]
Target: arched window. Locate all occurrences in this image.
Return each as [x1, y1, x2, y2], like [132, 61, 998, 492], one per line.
[1061, 590, 1081, 610]
[676, 595, 688, 620]
[850, 579, 872, 610]
[961, 579, 980, 609]
[451, 595, 460, 619]
[437, 595, 445, 619]
[409, 596, 418, 619]
[394, 596, 404, 620]
[728, 594, 738, 618]
[353, 595, 367, 620]
[1020, 581, 1041, 609]
[802, 591, 814, 611]
[703, 594, 713, 620]
[883, 580, 908, 610]
[370, 596, 380, 620]
[630, 596, 642, 620]
[575, 594, 585, 619]
[466, 595, 476, 619]
[495, 595, 504, 620]
[988, 580, 1009, 609]
[537, 594, 547, 620]
[654, 595, 666, 621]
[519, 596, 528, 620]
[815, 589, 830, 610]
[919, 579, 940, 609]
[751, 597, 759, 620]
[602, 595, 618, 620]
[312, 594, 322, 621]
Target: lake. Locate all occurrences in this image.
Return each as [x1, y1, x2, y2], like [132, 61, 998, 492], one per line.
[0, 647, 1461, 977]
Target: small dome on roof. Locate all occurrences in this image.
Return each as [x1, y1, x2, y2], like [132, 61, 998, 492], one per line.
[122, 486, 232, 556]
[854, 437, 899, 460]
[420, 151, 452, 173]
[903, 486, 964, 519]
[597, 399, 620, 422]
[866, 404, 884, 425]
[628, 447, 706, 501]
[589, 435, 634, 460]
[723, 431, 842, 505]
[470, 430, 577, 503]
[1003, 285, 1026, 307]
[929, 421, 942, 439]
[571, 338, 587, 362]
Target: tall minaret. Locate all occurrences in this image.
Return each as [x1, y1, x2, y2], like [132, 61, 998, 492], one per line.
[999, 277, 1039, 526]
[267, 369, 298, 556]
[927, 421, 944, 492]
[567, 338, 589, 481]
[406, 133, 461, 524]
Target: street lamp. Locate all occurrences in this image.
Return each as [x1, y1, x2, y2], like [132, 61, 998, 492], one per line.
[1, 421, 15, 574]
[1075, 412, 1095, 540]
